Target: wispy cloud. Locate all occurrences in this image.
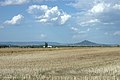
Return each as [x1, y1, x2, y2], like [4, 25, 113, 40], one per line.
[71, 27, 79, 32]
[0, 0, 56, 6]
[79, 19, 100, 27]
[67, 0, 93, 10]
[72, 34, 88, 39]
[72, 28, 90, 34]
[114, 31, 120, 36]
[0, 0, 29, 6]
[78, 28, 90, 34]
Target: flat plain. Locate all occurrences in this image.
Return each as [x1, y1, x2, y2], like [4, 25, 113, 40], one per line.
[0, 47, 120, 80]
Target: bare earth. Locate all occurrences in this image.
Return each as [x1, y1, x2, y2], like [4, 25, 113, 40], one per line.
[0, 47, 120, 80]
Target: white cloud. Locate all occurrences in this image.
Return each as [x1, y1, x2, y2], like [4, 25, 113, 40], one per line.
[60, 13, 71, 24]
[28, 5, 48, 14]
[113, 31, 120, 36]
[28, 5, 71, 25]
[4, 14, 24, 25]
[0, 0, 29, 6]
[113, 4, 120, 10]
[67, 0, 120, 40]
[89, 2, 110, 14]
[38, 6, 60, 22]
[90, 3, 120, 25]
[72, 1, 120, 28]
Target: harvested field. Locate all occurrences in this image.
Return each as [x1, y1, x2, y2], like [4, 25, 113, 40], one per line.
[0, 47, 120, 80]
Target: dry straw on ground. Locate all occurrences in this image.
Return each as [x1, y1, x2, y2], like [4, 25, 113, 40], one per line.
[0, 47, 120, 80]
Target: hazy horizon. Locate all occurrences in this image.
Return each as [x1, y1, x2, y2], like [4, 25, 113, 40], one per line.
[0, 40, 119, 45]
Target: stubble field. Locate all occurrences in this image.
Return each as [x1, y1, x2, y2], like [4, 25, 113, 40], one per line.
[0, 47, 120, 80]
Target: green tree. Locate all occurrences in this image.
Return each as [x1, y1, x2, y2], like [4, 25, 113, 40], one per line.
[45, 42, 48, 48]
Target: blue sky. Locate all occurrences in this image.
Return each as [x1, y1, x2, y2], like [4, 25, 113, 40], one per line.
[0, 0, 120, 44]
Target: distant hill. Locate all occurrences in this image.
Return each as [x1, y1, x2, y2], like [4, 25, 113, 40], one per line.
[70, 40, 109, 46]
